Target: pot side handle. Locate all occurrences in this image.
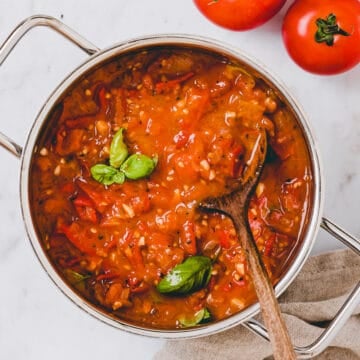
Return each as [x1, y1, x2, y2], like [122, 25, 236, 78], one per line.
[0, 15, 100, 158]
[243, 217, 360, 359]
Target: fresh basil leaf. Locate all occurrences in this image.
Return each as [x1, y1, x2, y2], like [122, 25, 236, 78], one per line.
[112, 170, 126, 184]
[179, 308, 212, 327]
[91, 129, 156, 186]
[157, 256, 212, 295]
[120, 153, 156, 180]
[201, 308, 212, 323]
[90, 164, 125, 185]
[64, 269, 90, 284]
[109, 128, 128, 168]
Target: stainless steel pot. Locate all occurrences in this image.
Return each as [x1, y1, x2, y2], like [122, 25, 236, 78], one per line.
[0, 15, 359, 359]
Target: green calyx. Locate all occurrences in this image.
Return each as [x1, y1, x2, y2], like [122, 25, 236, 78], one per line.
[315, 13, 350, 46]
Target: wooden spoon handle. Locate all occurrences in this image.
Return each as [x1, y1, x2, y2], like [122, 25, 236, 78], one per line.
[236, 218, 296, 360]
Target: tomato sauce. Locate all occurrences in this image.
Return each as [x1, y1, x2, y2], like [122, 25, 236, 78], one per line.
[30, 46, 313, 329]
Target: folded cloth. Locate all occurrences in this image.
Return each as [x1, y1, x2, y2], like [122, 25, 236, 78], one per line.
[154, 249, 360, 360]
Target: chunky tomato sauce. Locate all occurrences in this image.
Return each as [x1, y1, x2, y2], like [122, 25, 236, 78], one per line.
[30, 47, 312, 329]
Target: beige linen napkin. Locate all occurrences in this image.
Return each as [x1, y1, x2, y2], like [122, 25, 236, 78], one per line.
[154, 249, 360, 360]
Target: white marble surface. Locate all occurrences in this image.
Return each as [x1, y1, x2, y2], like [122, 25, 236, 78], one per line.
[0, 1, 358, 359]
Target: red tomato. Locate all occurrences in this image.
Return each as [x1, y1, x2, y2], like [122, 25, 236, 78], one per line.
[193, 0, 287, 31]
[282, 0, 360, 75]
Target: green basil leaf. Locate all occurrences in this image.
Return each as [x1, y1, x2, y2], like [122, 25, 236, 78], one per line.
[157, 256, 212, 295]
[91, 164, 125, 185]
[64, 269, 90, 284]
[112, 170, 126, 184]
[120, 153, 156, 180]
[179, 308, 212, 327]
[109, 128, 128, 168]
[201, 308, 212, 323]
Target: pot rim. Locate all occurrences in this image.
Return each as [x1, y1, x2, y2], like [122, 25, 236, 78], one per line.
[19, 34, 324, 339]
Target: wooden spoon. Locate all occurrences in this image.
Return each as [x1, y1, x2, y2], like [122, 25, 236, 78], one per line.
[199, 130, 296, 360]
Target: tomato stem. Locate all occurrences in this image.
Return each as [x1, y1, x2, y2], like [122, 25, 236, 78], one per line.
[315, 13, 350, 46]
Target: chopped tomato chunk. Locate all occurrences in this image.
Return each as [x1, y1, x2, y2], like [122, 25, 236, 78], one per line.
[179, 220, 197, 255]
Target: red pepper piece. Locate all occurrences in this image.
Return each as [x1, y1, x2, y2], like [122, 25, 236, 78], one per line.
[217, 229, 231, 249]
[73, 195, 94, 208]
[264, 233, 276, 256]
[76, 180, 113, 213]
[73, 195, 98, 224]
[74, 204, 98, 224]
[95, 85, 110, 113]
[57, 221, 95, 255]
[57, 220, 105, 256]
[231, 144, 245, 178]
[180, 87, 210, 129]
[130, 244, 145, 274]
[179, 220, 197, 255]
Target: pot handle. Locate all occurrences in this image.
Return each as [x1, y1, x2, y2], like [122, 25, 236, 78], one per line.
[243, 217, 360, 359]
[0, 15, 100, 158]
